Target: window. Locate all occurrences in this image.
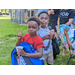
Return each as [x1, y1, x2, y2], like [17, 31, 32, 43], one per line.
[25, 9, 27, 13]
[28, 11, 30, 17]
[31, 11, 34, 16]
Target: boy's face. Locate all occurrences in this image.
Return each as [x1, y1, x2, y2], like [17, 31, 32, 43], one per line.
[28, 21, 38, 37]
[39, 13, 49, 28]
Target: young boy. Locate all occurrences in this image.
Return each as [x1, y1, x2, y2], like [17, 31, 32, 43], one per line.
[16, 17, 45, 58]
[57, 9, 74, 56]
[37, 11, 54, 65]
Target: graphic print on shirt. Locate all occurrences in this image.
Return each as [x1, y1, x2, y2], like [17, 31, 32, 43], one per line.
[60, 12, 69, 18]
[44, 40, 52, 51]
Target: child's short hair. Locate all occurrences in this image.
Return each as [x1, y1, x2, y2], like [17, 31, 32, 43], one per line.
[27, 17, 40, 26]
[38, 11, 49, 17]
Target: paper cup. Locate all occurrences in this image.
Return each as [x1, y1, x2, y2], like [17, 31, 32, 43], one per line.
[16, 46, 23, 51]
[49, 29, 54, 34]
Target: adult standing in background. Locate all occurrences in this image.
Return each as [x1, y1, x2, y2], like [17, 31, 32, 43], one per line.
[48, 9, 60, 37]
[57, 9, 74, 56]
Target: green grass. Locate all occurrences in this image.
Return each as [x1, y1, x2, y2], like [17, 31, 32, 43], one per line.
[0, 16, 28, 65]
[0, 15, 75, 65]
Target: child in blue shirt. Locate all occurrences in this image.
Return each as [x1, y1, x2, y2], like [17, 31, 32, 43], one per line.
[37, 11, 54, 65]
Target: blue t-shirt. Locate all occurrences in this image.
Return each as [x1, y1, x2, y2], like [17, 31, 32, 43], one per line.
[37, 27, 52, 54]
[36, 9, 49, 16]
[59, 9, 74, 25]
[49, 9, 60, 25]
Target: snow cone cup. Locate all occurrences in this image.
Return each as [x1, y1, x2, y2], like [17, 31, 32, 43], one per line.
[49, 29, 54, 35]
[16, 46, 23, 52]
[16, 46, 23, 65]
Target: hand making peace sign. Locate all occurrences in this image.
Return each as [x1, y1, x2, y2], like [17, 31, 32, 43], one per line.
[17, 28, 22, 39]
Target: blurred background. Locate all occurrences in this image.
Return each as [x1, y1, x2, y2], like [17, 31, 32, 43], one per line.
[11, 9, 38, 24]
[0, 9, 38, 25]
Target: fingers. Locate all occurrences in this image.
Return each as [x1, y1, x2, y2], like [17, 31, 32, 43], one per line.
[17, 49, 25, 56]
[17, 28, 19, 32]
[17, 49, 22, 55]
[21, 28, 22, 33]
[17, 28, 22, 33]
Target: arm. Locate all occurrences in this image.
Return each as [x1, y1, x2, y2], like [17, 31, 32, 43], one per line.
[66, 10, 74, 26]
[16, 39, 22, 46]
[72, 22, 75, 25]
[57, 17, 60, 25]
[17, 47, 43, 58]
[42, 34, 54, 41]
[42, 35, 50, 40]
[64, 30, 74, 50]
[65, 18, 73, 26]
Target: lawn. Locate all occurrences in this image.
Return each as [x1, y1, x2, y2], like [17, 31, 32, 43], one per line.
[0, 15, 75, 65]
[0, 15, 28, 65]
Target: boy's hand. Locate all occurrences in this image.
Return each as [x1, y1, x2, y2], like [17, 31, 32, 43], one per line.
[42, 35, 53, 40]
[64, 30, 68, 36]
[49, 29, 55, 39]
[17, 49, 26, 56]
[17, 28, 22, 39]
[52, 34, 55, 39]
[49, 34, 54, 39]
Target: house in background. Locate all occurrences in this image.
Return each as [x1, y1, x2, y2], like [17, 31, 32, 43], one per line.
[10, 9, 38, 25]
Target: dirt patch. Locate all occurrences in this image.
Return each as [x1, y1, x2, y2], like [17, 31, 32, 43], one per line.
[10, 37, 15, 39]
[0, 41, 3, 43]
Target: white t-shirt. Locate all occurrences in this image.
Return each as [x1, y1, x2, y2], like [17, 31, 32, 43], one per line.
[37, 27, 53, 54]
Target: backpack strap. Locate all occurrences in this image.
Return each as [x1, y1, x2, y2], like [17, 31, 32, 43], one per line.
[14, 53, 34, 65]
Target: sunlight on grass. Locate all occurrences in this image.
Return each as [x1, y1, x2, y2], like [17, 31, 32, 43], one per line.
[0, 15, 11, 19]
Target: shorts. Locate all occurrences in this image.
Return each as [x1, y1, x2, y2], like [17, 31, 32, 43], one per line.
[57, 33, 66, 49]
[43, 50, 53, 65]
